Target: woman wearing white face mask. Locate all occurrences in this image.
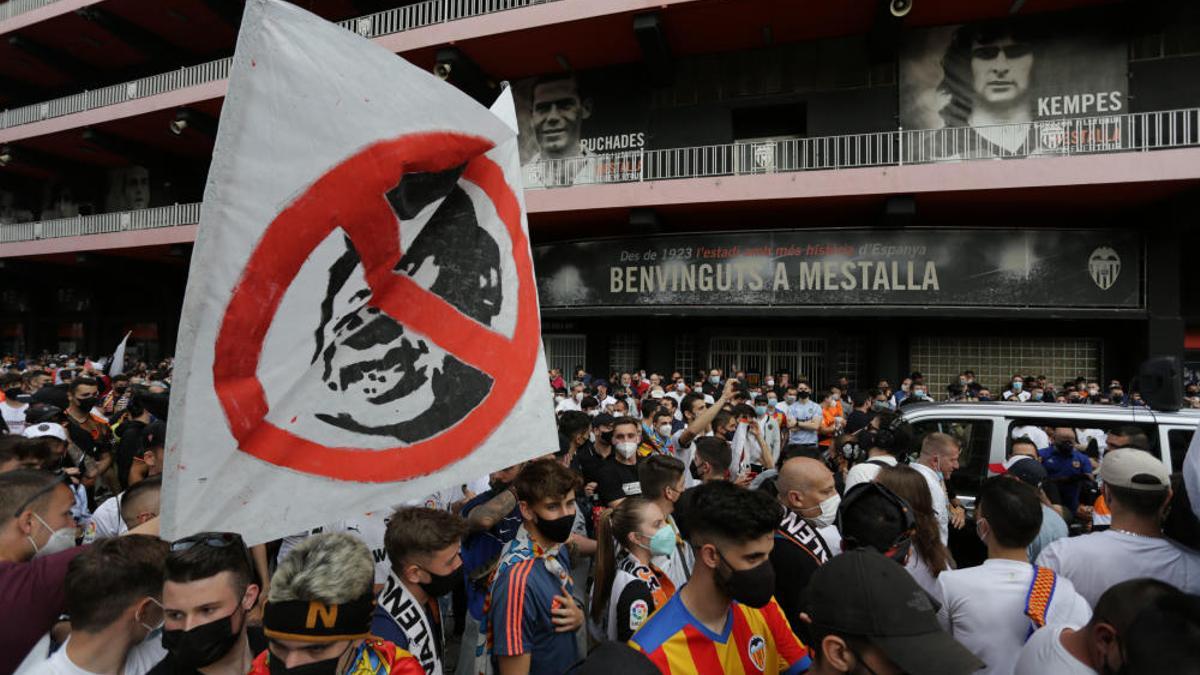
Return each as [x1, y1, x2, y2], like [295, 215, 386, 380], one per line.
[590, 497, 677, 642]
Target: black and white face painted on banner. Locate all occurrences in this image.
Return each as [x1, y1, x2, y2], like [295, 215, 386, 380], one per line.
[260, 164, 515, 447]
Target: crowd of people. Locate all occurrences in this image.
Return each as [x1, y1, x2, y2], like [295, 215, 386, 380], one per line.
[1, 352, 1199, 675]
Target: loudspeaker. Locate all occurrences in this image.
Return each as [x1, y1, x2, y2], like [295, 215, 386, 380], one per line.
[1139, 356, 1183, 412]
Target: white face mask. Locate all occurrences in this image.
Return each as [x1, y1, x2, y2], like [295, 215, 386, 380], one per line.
[657, 423, 673, 437]
[676, 382, 686, 392]
[615, 441, 638, 458]
[30, 513, 75, 559]
[574, 392, 585, 402]
[805, 494, 841, 529]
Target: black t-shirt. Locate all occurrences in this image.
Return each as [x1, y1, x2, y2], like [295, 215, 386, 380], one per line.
[595, 457, 642, 506]
[147, 625, 268, 674]
[771, 511, 833, 635]
[577, 442, 614, 486]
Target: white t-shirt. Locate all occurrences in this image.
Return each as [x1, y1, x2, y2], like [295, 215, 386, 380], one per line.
[669, 429, 700, 487]
[3, 402, 28, 436]
[906, 547, 946, 600]
[936, 558, 1092, 675]
[1012, 425, 1050, 449]
[83, 493, 127, 543]
[29, 635, 165, 675]
[844, 455, 898, 492]
[1036, 529, 1200, 606]
[912, 462, 950, 545]
[555, 397, 582, 414]
[1013, 624, 1096, 675]
[278, 512, 392, 586]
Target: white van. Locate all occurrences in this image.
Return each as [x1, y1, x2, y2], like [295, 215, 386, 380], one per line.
[895, 401, 1200, 512]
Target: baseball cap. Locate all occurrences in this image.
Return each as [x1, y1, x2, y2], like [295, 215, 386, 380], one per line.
[25, 403, 65, 425]
[591, 413, 615, 428]
[23, 422, 68, 442]
[1004, 456, 1047, 489]
[804, 549, 983, 675]
[1101, 448, 1169, 491]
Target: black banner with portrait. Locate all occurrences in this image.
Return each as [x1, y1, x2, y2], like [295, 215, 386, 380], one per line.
[534, 229, 1141, 312]
[899, 17, 1128, 159]
[512, 64, 650, 187]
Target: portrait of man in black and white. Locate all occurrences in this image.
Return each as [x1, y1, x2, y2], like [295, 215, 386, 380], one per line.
[307, 165, 501, 443]
[521, 74, 596, 188]
[900, 18, 1127, 160]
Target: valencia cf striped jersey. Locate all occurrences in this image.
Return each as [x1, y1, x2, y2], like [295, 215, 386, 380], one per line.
[629, 592, 811, 674]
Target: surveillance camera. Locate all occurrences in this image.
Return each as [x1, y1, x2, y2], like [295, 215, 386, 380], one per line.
[889, 0, 912, 17]
[433, 62, 452, 80]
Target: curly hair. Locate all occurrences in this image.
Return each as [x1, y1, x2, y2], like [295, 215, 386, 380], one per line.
[270, 532, 374, 604]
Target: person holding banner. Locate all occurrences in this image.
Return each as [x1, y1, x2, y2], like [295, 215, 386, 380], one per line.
[253, 532, 423, 675]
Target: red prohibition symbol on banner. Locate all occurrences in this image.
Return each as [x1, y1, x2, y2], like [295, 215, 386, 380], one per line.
[212, 132, 539, 482]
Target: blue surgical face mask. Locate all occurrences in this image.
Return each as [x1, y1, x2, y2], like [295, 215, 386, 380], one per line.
[755, 405, 767, 417]
[640, 525, 677, 558]
[709, 375, 721, 385]
[1013, 381, 1024, 391]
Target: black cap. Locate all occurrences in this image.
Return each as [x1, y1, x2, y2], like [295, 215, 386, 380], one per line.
[566, 641, 659, 675]
[1005, 456, 1048, 490]
[804, 550, 984, 675]
[591, 413, 615, 428]
[25, 403, 65, 425]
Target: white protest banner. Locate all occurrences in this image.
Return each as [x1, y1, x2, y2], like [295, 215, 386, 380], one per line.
[161, 0, 557, 544]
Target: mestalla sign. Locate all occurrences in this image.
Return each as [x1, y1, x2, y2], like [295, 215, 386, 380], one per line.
[533, 229, 1141, 311]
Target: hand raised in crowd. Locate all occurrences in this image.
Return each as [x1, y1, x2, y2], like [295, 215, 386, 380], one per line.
[584, 481, 597, 497]
[949, 503, 966, 529]
[551, 592, 584, 633]
[721, 377, 738, 401]
[734, 470, 754, 488]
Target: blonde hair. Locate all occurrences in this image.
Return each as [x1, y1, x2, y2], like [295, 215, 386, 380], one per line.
[270, 532, 373, 604]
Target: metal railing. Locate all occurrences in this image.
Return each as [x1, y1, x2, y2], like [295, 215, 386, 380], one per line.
[0, 0, 59, 21]
[0, 0, 561, 130]
[2, 109, 1198, 245]
[0, 203, 201, 243]
[522, 108, 1200, 188]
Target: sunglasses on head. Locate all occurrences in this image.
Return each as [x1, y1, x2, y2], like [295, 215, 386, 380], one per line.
[170, 531, 244, 553]
[972, 43, 1033, 60]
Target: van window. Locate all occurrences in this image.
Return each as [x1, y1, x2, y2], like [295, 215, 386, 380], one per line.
[1007, 420, 1160, 459]
[910, 419, 994, 499]
[1168, 429, 1194, 473]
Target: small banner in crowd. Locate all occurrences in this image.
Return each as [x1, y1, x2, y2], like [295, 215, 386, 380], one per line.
[162, 0, 555, 544]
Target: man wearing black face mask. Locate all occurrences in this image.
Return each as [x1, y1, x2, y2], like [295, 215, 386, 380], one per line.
[371, 508, 467, 675]
[488, 459, 584, 675]
[151, 532, 265, 675]
[630, 481, 812, 673]
[1, 371, 29, 436]
[64, 376, 116, 495]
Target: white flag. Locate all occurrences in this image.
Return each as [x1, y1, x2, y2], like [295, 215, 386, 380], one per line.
[109, 332, 131, 376]
[161, 0, 557, 544]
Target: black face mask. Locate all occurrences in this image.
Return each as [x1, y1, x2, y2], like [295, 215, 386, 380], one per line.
[1055, 441, 1075, 454]
[723, 429, 735, 442]
[418, 565, 461, 598]
[599, 431, 613, 445]
[4, 387, 22, 400]
[796, 391, 810, 400]
[535, 512, 575, 544]
[714, 550, 775, 608]
[267, 643, 352, 675]
[161, 609, 243, 670]
[74, 396, 97, 409]
[689, 461, 704, 481]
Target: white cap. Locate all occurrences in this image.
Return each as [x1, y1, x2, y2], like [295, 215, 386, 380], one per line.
[23, 422, 68, 442]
